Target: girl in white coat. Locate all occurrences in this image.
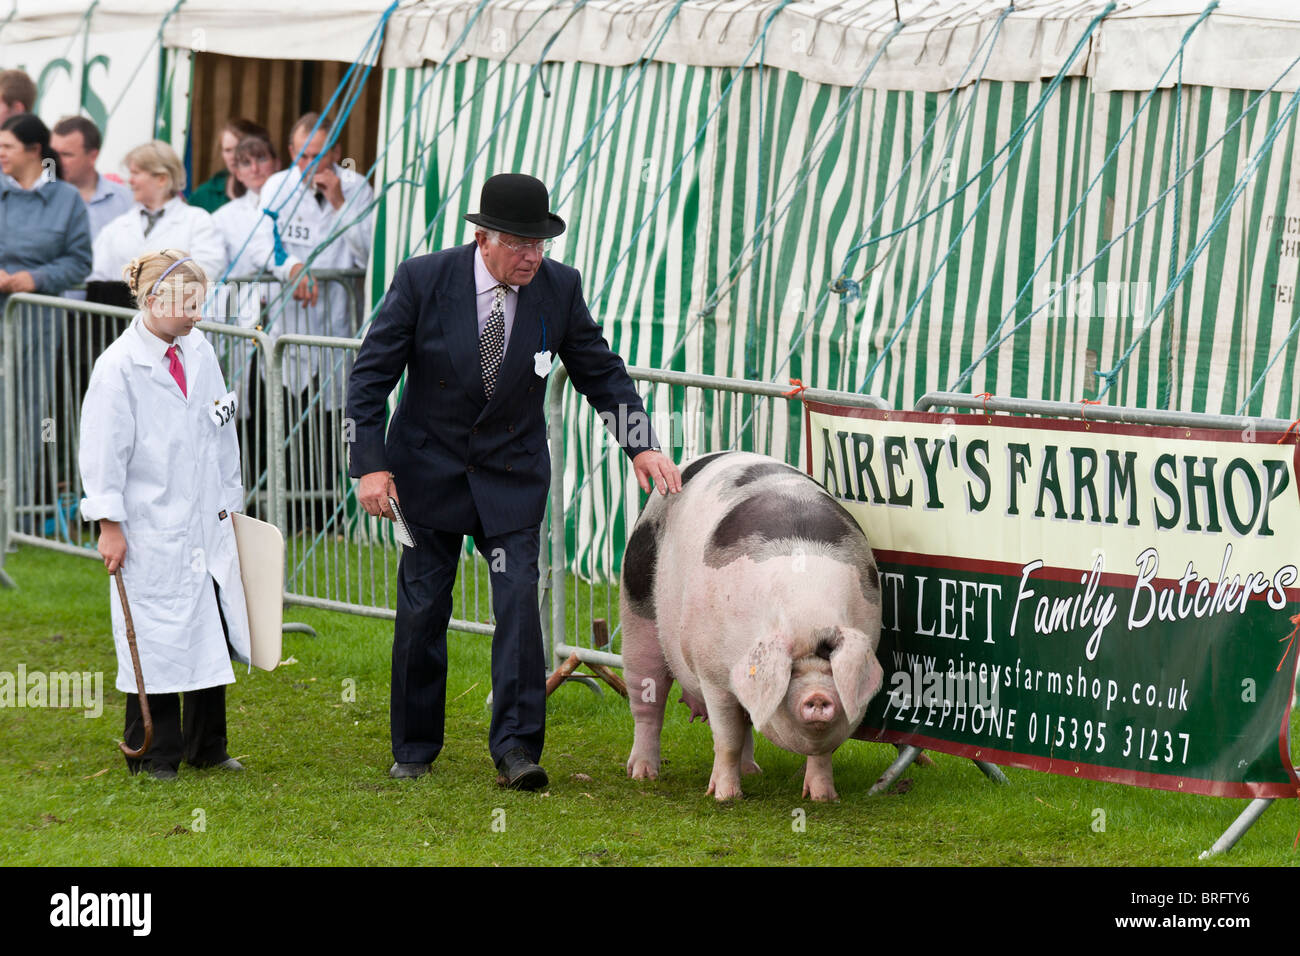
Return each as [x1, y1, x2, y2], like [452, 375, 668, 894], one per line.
[79, 249, 252, 779]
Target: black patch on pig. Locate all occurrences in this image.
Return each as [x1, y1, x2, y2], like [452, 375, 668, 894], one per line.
[703, 479, 880, 602]
[623, 515, 661, 616]
[708, 492, 858, 554]
[732, 460, 798, 487]
[679, 451, 730, 486]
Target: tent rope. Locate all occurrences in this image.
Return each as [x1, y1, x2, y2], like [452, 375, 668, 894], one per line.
[947, 0, 1218, 395]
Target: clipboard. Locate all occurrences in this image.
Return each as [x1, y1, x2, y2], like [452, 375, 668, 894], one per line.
[231, 512, 284, 671]
[389, 496, 416, 549]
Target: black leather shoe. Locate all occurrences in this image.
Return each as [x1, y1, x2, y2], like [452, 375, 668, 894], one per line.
[495, 747, 548, 791]
[390, 761, 431, 779]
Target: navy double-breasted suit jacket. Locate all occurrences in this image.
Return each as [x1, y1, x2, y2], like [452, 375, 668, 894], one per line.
[346, 243, 656, 538]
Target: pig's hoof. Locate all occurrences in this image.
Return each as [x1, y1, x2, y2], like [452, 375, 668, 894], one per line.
[801, 780, 839, 802]
[706, 776, 743, 801]
[627, 756, 660, 780]
[740, 759, 763, 776]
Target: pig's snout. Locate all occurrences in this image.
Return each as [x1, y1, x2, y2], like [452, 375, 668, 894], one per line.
[799, 692, 836, 727]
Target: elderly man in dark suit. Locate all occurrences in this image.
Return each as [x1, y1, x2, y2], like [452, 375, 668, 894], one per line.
[348, 173, 681, 790]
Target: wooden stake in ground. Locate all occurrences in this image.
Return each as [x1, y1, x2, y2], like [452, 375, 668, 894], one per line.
[545, 652, 582, 696]
[585, 619, 628, 696]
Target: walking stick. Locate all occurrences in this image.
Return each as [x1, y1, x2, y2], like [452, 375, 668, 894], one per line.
[113, 569, 152, 758]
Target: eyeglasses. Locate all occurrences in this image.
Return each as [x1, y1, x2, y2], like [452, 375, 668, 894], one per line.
[495, 235, 554, 255]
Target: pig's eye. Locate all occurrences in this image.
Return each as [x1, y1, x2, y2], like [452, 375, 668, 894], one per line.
[814, 641, 834, 660]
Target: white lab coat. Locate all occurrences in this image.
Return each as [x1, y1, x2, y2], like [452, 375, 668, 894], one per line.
[245, 163, 374, 407]
[79, 313, 252, 694]
[89, 196, 228, 287]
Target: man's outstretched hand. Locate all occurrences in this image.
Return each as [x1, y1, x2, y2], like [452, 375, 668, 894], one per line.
[359, 471, 398, 519]
[632, 449, 682, 496]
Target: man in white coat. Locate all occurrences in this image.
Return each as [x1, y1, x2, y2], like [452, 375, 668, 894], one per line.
[79, 250, 251, 778]
[244, 113, 374, 528]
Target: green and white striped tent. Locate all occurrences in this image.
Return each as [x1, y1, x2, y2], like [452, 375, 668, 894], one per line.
[359, 0, 1300, 574]
[362, 0, 1300, 425]
[9, 0, 1300, 575]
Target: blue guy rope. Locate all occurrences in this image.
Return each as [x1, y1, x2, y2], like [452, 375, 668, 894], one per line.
[737, 5, 1010, 417]
[589, 0, 798, 309]
[859, 3, 1117, 393]
[554, 12, 910, 511]
[949, 52, 1300, 400]
[947, 0, 1218, 395]
[551, 0, 690, 207]
[1095, 82, 1300, 402]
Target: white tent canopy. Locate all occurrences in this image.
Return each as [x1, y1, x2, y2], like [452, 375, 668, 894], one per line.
[3, 1, 1298, 93]
[379, 0, 1300, 94]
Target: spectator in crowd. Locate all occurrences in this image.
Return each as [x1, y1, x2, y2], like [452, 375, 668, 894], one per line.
[90, 140, 226, 306]
[0, 113, 93, 296]
[244, 112, 374, 529]
[0, 69, 37, 124]
[51, 115, 133, 240]
[213, 134, 282, 485]
[0, 112, 93, 532]
[189, 118, 268, 214]
[213, 135, 280, 277]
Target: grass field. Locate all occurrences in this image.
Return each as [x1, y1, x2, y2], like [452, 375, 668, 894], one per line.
[1, 542, 1297, 867]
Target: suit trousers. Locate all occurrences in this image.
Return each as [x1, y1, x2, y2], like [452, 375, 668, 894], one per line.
[391, 517, 546, 766]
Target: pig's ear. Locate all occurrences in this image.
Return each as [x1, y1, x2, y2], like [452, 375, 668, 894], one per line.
[829, 626, 883, 726]
[730, 636, 793, 729]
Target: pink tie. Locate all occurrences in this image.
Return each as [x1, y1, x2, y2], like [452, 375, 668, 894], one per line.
[166, 345, 187, 397]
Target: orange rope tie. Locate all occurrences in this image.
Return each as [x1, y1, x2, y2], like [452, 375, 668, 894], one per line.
[783, 378, 807, 399]
[1275, 417, 1300, 445]
[975, 391, 993, 423]
[1277, 613, 1300, 674]
[1080, 398, 1101, 429]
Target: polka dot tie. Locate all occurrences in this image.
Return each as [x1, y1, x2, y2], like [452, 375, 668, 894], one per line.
[480, 283, 508, 399]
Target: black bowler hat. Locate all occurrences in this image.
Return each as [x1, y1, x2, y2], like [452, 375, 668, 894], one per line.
[464, 173, 566, 239]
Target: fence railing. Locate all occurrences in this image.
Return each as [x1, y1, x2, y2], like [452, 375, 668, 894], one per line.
[9, 291, 1292, 680]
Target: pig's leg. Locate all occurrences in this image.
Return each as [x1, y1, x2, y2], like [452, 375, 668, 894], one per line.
[740, 723, 762, 775]
[701, 686, 747, 800]
[623, 608, 671, 780]
[801, 752, 839, 802]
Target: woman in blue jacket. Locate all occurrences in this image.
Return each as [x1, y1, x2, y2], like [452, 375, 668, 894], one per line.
[0, 112, 93, 533]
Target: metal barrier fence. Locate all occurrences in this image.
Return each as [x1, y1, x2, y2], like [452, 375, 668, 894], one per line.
[0, 292, 500, 646]
[7, 294, 1294, 685]
[1, 294, 275, 560]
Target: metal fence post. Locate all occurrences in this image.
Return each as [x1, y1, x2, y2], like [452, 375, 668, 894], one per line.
[270, 336, 289, 540]
[547, 365, 571, 671]
[0, 298, 15, 586]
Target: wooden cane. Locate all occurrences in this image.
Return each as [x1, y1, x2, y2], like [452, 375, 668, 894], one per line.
[113, 569, 152, 758]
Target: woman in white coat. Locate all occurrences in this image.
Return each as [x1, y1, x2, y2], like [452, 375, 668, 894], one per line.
[79, 248, 251, 779]
[90, 140, 227, 288]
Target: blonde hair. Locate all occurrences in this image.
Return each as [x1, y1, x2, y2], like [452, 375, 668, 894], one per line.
[124, 139, 186, 195]
[123, 249, 209, 310]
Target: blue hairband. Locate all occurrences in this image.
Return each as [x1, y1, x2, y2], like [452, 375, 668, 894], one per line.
[150, 256, 194, 296]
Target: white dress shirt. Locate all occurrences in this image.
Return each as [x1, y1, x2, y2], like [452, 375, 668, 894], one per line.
[473, 245, 520, 351]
